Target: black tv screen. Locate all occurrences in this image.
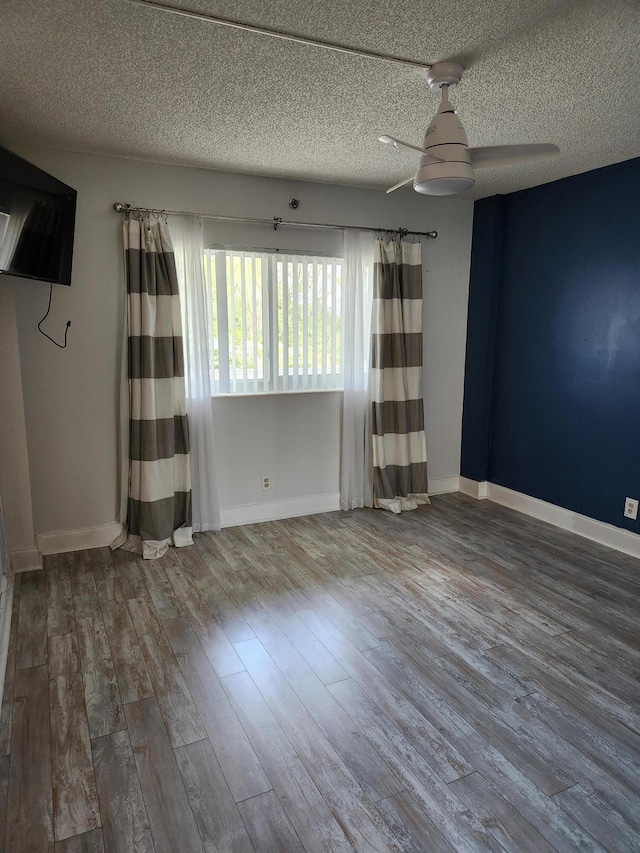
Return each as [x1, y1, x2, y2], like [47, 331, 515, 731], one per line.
[0, 145, 76, 286]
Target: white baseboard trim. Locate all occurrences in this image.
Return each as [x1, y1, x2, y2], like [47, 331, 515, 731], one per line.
[0, 578, 14, 708]
[458, 477, 489, 499]
[220, 493, 341, 528]
[10, 547, 43, 572]
[428, 476, 460, 495]
[460, 479, 640, 559]
[37, 522, 125, 556]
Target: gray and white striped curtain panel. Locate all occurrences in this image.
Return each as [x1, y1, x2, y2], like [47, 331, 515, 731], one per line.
[371, 238, 430, 513]
[114, 217, 193, 558]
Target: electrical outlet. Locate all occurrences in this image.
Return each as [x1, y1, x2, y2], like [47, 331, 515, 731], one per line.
[624, 497, 638, 520]
[261, 474, 271, 491]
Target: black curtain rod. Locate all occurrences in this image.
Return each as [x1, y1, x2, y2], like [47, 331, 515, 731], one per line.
[112, 203, 438, 239]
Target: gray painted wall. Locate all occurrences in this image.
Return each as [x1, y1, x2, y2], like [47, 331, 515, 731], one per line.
[0, 284, 37, 560]
[8, 148, 473, 538]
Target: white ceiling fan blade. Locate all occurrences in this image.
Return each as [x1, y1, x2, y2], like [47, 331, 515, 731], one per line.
[386, 175, 415, 194]
[379, 135, 427, 155]
[469, 143, 560, 169]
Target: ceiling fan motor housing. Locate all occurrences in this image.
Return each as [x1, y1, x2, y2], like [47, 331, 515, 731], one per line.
[414, 91, 474, 195]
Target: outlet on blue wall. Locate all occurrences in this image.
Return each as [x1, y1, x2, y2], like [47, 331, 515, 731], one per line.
[461, 157, 640, 531]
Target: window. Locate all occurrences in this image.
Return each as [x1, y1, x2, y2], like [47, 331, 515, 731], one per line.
[204, 249, 343, 394]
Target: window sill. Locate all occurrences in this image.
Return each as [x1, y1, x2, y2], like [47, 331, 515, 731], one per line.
[211, 389, 344, 399]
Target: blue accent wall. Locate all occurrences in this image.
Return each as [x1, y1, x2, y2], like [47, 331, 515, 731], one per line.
[460, 195, 504, 482]
[461, 157, 640, 531]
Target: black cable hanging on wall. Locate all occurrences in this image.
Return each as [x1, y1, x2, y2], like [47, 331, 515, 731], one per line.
[37, 282, 71, 348]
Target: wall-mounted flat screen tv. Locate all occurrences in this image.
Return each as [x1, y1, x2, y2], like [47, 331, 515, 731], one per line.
[0, 145, 77, 286]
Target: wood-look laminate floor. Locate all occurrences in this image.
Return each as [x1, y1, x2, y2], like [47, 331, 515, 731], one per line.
[2, 494, 640, 852]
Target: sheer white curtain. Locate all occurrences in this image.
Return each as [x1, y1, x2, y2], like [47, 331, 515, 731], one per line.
[171, 216, 221, 532]
[340, 229, 375, 510]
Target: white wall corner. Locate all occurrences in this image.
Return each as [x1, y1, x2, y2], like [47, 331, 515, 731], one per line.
[0, 578, 14, 708]
[37, 522, 125, 556]
[428, 477, 460, 495]
[458, 477, 489, 499]
[220, 493, 341, 528]
[485, 483, 640, 560]
[10, 547, 43, 573]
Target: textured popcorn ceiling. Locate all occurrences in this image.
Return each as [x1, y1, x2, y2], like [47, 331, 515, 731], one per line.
[1, 0, 639, 199]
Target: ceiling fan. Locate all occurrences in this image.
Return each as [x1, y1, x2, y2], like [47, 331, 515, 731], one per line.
[379, 61, 560, 196]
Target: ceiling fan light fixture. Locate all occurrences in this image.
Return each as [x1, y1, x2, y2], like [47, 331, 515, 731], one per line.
[414, 175, 475, 195]
[413, 160, 475, 195]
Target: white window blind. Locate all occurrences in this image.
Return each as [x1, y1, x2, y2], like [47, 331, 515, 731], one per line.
[204, 249, 343, 394]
